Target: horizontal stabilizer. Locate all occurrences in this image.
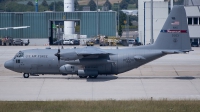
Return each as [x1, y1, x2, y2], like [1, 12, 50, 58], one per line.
[162, 50, 193, 54]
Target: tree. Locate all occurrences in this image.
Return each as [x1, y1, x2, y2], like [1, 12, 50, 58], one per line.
[135, 0, 138, 8]
[119, 11, 127, 25]
[57, 1, 64, 7]
[0, 0, 5, 2]
[129, 15, 138, 22]
[49, 2, 55, 11]
[74, 0, 79, 11]
[103, 0, 112, 10]
[88, 0, 96, 11]
[120, 0, 128, 9]
[27, 1, 34, 6]
[118, 25, 122, 37]
[49, 1, 64, 11]
[42, 0, 48, 7]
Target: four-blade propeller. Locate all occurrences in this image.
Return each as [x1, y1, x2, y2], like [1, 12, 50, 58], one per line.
[55, 49, 60, 61]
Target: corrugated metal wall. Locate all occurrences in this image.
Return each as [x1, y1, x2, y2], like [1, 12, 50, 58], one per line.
[0, 11, 116, 38]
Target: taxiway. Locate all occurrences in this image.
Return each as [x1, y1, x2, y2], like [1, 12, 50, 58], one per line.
[0, 46, 200, 101]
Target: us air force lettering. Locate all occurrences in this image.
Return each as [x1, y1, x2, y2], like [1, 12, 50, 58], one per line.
[4, 6, 192, 79]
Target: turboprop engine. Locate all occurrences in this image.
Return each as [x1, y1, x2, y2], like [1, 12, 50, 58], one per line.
[55, 50, 83, 62]
[59, 64, 78, 74]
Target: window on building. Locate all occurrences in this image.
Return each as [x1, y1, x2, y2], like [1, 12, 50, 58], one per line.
[193, 18, 198, 25]
[188, 18, 192, 25]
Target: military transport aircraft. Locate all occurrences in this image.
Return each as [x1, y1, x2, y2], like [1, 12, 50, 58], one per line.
[4, 6, 192, 78]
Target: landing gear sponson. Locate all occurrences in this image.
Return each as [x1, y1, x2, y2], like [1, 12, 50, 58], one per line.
[23, 73, 98, 79]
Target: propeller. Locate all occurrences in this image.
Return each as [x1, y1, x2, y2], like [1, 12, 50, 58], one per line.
[55, 49, 61, 61]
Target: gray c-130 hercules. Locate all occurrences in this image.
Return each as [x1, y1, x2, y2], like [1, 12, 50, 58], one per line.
[4, 6, 192, 78]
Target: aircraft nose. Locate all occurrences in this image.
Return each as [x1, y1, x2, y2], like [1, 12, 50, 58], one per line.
[4, 60, 14, 70]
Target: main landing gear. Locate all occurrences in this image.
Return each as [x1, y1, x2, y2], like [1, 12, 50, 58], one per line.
[79, 75, 98, 79]
[23, 73, 29, 78]
[89, 75, 98, 78]
[79, 76, 88, 78]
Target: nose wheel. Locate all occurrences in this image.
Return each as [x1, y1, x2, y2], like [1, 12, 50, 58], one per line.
[23, 73, 29, 78]
[89, 75, 98, 79]
[79, 76, 88, 78]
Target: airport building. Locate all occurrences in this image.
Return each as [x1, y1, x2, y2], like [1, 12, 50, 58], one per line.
[184, 0, 200, 44]
[139, 0, 200, 45]
[138, 0, 168, 45]
[0, 11, 116, 45]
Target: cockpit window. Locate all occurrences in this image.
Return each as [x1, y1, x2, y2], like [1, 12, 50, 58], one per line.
[14, 51, 24, 59]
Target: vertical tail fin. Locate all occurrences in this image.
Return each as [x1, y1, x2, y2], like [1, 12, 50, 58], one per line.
[154, 6, 191, 51]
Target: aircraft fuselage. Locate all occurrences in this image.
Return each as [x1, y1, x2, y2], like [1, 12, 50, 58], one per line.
[7, 47, 164, 76]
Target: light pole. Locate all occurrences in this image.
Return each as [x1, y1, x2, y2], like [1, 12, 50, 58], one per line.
[144, 2, 146, 45]
[54, 0, 56, 11]
[118, 1, 120, 31]
[150, 0, 154, 44]
[126, 12, 129, 38]
[96, 0, 99, 37]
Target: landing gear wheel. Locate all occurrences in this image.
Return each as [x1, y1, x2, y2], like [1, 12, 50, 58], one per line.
[79, 76, 88, 78]
[89, 75, 98, 79]
[23, 73, 29, 78]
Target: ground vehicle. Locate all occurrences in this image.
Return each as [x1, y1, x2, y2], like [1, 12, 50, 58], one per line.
[191, 42, 199, 47]
[63, 39, 73, 45]
[1, 37, 13, 46]
[128, 39, 135, 44]
[86, 40, 94, 46]
[13, 39, 23, 46]
[72, 39, 80, 45]
[53, 40, 63, 45]
[134, 40, 142, 46]
[22, 39, 30, 46]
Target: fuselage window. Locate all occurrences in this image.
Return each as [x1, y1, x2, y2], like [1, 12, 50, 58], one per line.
[16, 59, 20, 63]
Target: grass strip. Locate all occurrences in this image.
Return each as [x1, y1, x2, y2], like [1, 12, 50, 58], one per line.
[0, 100, 200, 112]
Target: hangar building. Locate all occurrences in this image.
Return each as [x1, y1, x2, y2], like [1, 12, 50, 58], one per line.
[0, 11, 116, 45]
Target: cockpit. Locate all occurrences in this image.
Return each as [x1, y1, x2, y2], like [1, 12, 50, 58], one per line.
[14, 51, 24, 59]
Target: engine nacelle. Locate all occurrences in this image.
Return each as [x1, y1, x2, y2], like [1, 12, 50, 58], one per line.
[59, 64, 78, 74]
[78, 70, 98, 76]
[60, 52, 83, 60]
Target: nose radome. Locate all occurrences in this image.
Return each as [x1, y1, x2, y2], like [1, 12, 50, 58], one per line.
[4, 60, 14, 70]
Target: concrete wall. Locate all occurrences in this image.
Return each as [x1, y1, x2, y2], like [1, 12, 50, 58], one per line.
[28, 39, 49, 46]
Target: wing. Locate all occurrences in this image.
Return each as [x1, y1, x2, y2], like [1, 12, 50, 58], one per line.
[60, 47, 114, 61]
[76, 47, 113, 57]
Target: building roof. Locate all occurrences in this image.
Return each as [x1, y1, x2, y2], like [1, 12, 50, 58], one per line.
[184, 0, 200, 6]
